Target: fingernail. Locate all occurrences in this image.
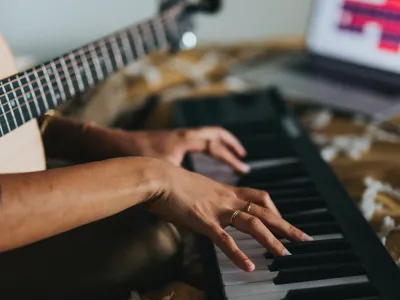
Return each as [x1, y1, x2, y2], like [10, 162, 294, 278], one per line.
[241, 164, 251, 174]
[283, 249, 292, 256]
[245, 260, 255, 271]
[302, 233, 314, 242]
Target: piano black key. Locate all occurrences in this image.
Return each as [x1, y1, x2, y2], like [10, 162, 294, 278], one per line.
[283, 282, 379, 300]
[269, 187, 320, 200]
[294, 222, 342, 235]
[264, 238, 350, 259]
[217, 234, 344, 262]
[274, 197, 326, 214]
[240, 137, 296, 160]
[224, 121, 282, 138]
[269, 250, 357, 271]
[273, 262, 365, 285]
[249, 176, 313, 190]
[282, 209, 335, 224]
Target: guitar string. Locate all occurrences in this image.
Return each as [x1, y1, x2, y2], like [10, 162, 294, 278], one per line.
[0, 13, 180, 125]
[0, 9, 177, 102]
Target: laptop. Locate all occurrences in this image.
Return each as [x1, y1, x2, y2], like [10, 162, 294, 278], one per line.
[233, 0, 400, 121]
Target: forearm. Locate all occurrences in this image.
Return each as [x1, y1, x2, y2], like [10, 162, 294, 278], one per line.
[0, 157, 162, 252]
[41, 116, 146, 163]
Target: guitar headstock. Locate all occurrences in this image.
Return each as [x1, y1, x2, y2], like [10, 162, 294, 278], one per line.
[159, 0, 222, 51]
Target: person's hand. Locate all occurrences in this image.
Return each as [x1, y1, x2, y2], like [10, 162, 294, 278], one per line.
[146, 160, 313, 272]
[87, 125, 250, 173]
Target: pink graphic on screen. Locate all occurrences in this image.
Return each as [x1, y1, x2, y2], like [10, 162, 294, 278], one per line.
[339, 0, 400, 52]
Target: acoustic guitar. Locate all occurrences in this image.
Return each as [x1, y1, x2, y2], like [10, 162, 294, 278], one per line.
[0, 0, 220, 173]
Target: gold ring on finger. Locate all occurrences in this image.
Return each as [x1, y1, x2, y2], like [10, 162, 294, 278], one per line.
[230, 210, 240, 227]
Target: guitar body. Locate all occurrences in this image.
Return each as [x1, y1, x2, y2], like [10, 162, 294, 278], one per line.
[0, 34, 45, 173]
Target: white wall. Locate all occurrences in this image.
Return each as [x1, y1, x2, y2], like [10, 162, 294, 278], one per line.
[0, 0, 312, 61]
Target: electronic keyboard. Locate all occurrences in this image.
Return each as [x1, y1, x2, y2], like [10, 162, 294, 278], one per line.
[173, 87, 400, 300]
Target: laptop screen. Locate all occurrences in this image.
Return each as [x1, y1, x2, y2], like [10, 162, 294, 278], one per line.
[307, 0, 400, 74]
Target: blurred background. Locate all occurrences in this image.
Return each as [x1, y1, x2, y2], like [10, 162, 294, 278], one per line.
[0, 0, 312, 61]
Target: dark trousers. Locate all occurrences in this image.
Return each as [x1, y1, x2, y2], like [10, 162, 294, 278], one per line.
[0, 206, 183, 300]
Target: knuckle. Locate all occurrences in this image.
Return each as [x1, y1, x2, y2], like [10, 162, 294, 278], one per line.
[288, 224, 298, 236]
[261, 191, 270, 200]
[180, 129, 194, 140]
[219, 231, 233, 245]
[263, 208, 273, 220]
[248, 216, 262, 229]
[231, 247, 242, 257]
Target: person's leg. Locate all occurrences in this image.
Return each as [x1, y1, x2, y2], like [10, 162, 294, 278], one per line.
[0, 205, 183, 300]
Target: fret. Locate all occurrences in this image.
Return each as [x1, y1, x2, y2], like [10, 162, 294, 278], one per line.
[98, 39, 114, 75]
[131, 26, 146, 58]
[0, 94, 7, 136]
[15, 74, 34, 120]
[125, 30, 139, 60]
[103, 39, 118, 72]
[109, 35, 124, 69]
[50, 61, 66, 102]
[32, 68, 49, 112]
[88, 43, 104, 82]
[68, 53, 85, 92]
[120, 31, 135, 63]
[77, 48, 94, 87]
[0, 82, 17, 130]
[40, 65, 58, 108]
[153, 17, 168, 50]
[141, 21, 156, 52]
[59, 57, 76, 97]
[115, 34, 129, 66]
[7, 78, 26, 125]
[23, 71, 41, 117]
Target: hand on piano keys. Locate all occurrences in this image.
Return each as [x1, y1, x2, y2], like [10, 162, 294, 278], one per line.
[147, 158, 313, 273]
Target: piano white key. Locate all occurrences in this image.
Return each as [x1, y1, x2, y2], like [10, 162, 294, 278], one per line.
[216, 247, 265, 262]
[225, 275, 368, 298]
[230, 230, 251, 240]
[219, 258, 272, 274]
[308, 233, 343, 241]
[248, 157, 298, 171]
[223, 270, 278, 286]
[229, 231, 343, 242]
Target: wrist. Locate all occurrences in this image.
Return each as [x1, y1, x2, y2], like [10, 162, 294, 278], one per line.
[126, 157, 170, 204]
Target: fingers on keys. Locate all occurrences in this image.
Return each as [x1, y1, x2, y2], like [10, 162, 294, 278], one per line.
[208, 141, 250, 174]
[249, 203, 313, 242]
[210, 225, 255, 272]
[232, 211, 291, 257]
[216, 127, 247, 158]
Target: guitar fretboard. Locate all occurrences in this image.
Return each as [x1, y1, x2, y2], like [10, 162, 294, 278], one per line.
[0, 9, 180, 137]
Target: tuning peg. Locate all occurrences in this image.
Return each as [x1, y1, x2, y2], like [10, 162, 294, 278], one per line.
[196, 0, 222, 14]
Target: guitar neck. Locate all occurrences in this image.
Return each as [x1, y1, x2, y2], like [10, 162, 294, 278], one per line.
[0, 10, 179, 137]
